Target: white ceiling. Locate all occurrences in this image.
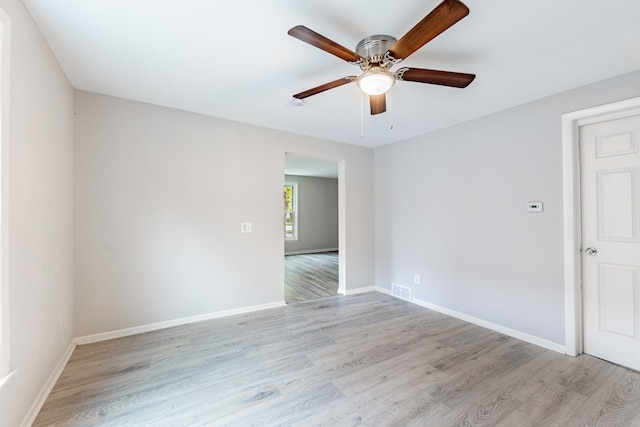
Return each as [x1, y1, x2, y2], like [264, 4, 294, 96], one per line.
[22, 0, 640, 148]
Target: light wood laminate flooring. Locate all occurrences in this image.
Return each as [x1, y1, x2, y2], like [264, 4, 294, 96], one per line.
[34, 292, 640, 426]
[285, 252, 338, 303]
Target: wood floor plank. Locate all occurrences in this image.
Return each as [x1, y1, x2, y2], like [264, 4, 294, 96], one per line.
[33, 292, 640, 426]
[570, 369, 640, 426]
[285, 252, 338, 303]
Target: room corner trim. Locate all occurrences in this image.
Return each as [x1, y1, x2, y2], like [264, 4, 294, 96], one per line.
[342, 286, 377, 295]
[410, 297, 566, 354]
[374, 286, 392, 295]
[75, 301, 287, 346]
[20, 341, 76, 427]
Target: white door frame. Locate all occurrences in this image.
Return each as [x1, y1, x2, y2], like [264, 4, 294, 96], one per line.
[284, 153, 346, 295]
[562, 96, 640, 356]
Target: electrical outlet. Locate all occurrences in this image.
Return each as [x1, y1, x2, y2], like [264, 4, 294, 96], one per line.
[241, 222, 252, 233]
[414, 274, 420, 284]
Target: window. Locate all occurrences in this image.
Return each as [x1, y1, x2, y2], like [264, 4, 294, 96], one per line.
[284, 182, 298, 240]
[0, 8, 10, 383]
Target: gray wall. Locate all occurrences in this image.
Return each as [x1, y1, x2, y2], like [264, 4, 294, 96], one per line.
[0, 0, 75, 425]
[374, 70, 640, 347]
[284, 175, 338, 254]
[3, 4, 638, 420]
[74, 91, 374, 337]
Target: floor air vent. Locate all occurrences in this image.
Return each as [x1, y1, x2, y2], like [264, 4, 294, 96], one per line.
[391, 283, 411, 302]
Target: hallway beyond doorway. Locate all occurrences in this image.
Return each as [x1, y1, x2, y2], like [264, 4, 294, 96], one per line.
[285, 251, 338, 303]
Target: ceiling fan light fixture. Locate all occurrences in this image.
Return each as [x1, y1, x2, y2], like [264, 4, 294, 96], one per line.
[356, 67, 396, 96]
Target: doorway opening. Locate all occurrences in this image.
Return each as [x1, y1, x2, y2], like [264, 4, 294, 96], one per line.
[284, 154, 342, 303]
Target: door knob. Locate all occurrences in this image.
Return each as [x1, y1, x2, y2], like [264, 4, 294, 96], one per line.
[585, 247, 598, 256]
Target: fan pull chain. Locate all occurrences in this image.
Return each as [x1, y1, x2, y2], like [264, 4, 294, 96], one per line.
[360, 91, 365, 138]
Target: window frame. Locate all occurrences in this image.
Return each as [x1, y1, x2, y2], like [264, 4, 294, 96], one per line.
[284, 181, 299, 241]
[0, 6, 11, 383]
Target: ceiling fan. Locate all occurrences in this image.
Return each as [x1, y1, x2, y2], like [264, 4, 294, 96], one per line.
[288, 0, 475, 115]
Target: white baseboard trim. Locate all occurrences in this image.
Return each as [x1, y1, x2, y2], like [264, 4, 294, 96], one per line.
[375, 286, 392, 296]
[343, 286, 376, 295]
[409, 296, 566, 354]
[75, 301, 287, 345]
[0, 369, 15, 393]
[21, 341, 76, 427]
[284, 247, 339, 256]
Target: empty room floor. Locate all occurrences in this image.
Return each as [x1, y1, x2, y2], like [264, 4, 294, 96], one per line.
[34, 292, 640, 426]
[285, 251, 338, 303]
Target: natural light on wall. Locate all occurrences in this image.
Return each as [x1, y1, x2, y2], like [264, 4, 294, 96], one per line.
[284, 182, 298, 241]
[0, 6, 11, 386]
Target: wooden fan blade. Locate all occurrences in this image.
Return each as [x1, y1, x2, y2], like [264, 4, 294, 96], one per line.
[397, 68, 475, 88]
[370, 94, 386, 115]
[293, 76, 356, 99]
[288, 25, 363, 63]
[388, 0, 469, 61]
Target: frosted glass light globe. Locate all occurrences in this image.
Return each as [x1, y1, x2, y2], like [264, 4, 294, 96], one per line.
[356, 68, 396, 95]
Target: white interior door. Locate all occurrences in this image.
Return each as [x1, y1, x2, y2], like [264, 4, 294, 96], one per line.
[580, 115, 640, 371]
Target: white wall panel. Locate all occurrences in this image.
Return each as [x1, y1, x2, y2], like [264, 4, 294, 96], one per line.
[74, 92, 374, 336]
[596, 130, 637, 158]
[597, 169, 637, 241]
[284, 175, 338, 254]
[0, 0, 74, 425]
[374, 70, 640, 346]
[599, 264, 637, 338]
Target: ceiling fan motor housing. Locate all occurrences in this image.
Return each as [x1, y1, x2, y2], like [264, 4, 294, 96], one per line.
[355, 35, 398, 70]
[287, 0, 475, 114]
